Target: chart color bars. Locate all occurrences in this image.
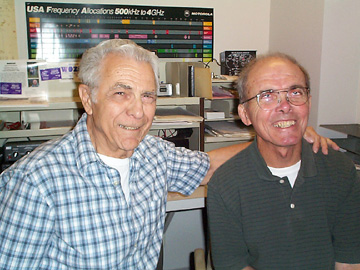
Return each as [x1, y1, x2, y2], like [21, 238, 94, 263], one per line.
[26, 3, 213, 62]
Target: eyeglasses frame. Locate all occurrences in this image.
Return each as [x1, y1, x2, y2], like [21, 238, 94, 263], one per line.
[240, 86, 310, 111]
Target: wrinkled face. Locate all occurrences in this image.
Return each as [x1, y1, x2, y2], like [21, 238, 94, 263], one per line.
[238, 58, 311, 152]
[79, 53, 157, 158]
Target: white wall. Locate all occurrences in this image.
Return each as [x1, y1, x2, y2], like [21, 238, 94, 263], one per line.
[268, 0, 325, 129]
[317, 0, 360, 138]
[268, 0, 360, 138]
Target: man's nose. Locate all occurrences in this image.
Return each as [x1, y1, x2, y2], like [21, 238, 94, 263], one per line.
[128, 96, 145, 118]
[276, 92, 291, 112]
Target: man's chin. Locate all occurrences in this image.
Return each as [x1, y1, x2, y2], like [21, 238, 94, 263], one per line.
[276, 137, 302, 148]
[262, 133, 302, 148]
[120, 138, 143, 151]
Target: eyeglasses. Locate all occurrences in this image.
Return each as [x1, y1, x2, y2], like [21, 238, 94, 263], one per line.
[240, 86, 310, 111]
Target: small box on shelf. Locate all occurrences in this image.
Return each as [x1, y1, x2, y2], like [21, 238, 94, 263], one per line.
[204, 110, 225, 120]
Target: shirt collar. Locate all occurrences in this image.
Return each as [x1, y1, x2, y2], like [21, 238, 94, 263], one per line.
[131, 135, 156, 165]
[250, 136, 317, 182]
[73, 113, 101, 173]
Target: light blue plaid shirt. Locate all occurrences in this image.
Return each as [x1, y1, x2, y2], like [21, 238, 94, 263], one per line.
[0, 113, 209, 269]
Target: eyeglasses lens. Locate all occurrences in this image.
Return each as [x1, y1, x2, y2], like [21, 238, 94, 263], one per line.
[258, 88, 308, 110]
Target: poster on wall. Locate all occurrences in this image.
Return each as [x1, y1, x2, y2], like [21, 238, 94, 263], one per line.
[0, 59, 81, 107]
[25, 2, 214, 62]
[0, 60, 48, 99]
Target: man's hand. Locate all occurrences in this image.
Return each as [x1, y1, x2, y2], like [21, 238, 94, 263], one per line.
[335, 262, 360, 270]
[304, 126, 340, 154]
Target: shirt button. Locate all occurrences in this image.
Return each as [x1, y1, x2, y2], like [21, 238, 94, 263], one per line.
[134, 243, 137, 248]
[113, 181, 119, 186]
[290, 203, 295, 209]
[279, 179, 285, 184]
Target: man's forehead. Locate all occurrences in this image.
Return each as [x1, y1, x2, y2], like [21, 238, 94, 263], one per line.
[248, 58, 305, 86]
[102, 54, 156, 88]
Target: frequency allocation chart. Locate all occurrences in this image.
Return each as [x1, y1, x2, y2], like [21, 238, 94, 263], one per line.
[25, 3, 214, 62]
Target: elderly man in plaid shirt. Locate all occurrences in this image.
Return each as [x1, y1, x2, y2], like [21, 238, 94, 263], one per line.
[0, 39, 337, 269]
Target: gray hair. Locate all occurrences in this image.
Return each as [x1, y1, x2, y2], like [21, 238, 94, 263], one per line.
[236, 52, 310, 102]
[78, 39, 159, 101]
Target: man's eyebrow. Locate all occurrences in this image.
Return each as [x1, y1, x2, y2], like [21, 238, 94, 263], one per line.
[113, 83, 132, 90]
[143, 90, 157, 96]
[260, 84, 305, 92]
[111, 83, 156, 95]
[258, 88, 274, 94]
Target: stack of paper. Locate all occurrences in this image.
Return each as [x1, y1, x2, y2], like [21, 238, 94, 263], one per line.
[205, 121, 255, 138]
[153, 107, 203, 123]
[211, 85, 238, 99]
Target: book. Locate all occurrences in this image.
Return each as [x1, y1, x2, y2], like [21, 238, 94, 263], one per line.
[188, 65, 195, 97]
[204, 110, 225, 120]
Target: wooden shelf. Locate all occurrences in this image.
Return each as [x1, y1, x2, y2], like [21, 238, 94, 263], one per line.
[0, 127, 73, 139]
[0, 97, 203, 148]
[205, 116, 240, 122]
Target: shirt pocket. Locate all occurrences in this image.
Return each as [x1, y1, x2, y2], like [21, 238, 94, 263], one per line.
[144, 197, 164, 236]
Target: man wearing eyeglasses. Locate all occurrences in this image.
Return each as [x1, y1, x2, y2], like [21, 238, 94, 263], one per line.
[207, 53, 360, 270]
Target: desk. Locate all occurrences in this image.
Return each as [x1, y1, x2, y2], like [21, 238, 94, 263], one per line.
[321, 124, 360, 164]
[166, 185, 207, 212]
[165, 185, 207, 235]
[157, 186, 207, 270]
[321, 124, 360, 138]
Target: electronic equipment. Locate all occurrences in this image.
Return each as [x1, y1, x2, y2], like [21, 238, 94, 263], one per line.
[1, 140, 47, 172]
[158, 83, 173, 96]
[2, 140, 46, 163]
[220, 50, 256, 76]
[163, 128, 192, 148]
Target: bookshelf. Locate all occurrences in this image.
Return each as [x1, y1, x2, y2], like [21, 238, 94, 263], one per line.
[0, 97, 204, 151]
[203, 78, 255, 152]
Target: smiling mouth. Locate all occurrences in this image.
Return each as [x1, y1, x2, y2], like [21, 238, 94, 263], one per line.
[119, 124, 140, 130]
[273, 120, 296, 128]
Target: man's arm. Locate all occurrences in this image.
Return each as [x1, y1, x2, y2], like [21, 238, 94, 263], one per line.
[207, 174, 251, 269]
[201, 126, 339, 185]
[335, 263, 360, 270]
[0, 172, 51, 268]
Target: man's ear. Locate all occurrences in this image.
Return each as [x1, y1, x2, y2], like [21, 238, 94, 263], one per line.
[238, 103, 252, 126]
[79, 84, 93, 115]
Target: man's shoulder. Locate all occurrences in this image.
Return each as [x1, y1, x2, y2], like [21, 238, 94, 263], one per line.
[308, 143, 359, 191]
[2, 133, 74, 178]
[314, 145, 356, 172]
[137, 135, 204, 157]
[137, 135, 172, 154]
[218, 142, 254, 171]
[209, 143, 254, 187]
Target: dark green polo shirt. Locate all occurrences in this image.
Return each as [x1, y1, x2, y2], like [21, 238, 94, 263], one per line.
[207, 138, 360, 270]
